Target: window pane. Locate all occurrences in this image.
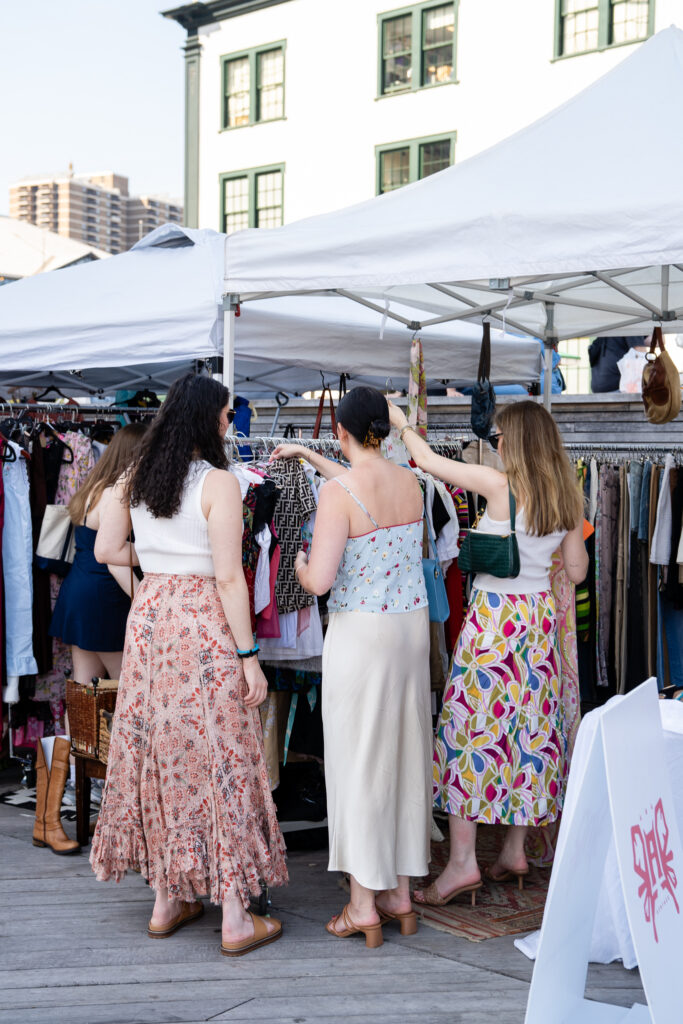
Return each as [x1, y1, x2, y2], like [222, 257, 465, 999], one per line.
[382, 15, 412, 92]
[561, 2, 599, 55]
[256, 170, 283, 228]
[422, 4, 454, 85]
[383, 15, 412, 55]
[226, 56, 250, 127]
[423, 4, 454, 48]
[610, 0, 649, 44]
[423, 44, 453, 84]
[223, 177, 249, 234]
[379, 148, 410, 194]
[419, 139, 451, 178]
[257, 48, 284, 121]
[383, 55, 412, 92]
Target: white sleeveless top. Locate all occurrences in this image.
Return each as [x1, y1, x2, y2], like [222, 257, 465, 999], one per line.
[130, 460, 216, 576]
[473, 507, 566, 595]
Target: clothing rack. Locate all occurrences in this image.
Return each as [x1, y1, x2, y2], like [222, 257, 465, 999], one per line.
[0, 402, 159, 418]
[565, 441, 683, 464]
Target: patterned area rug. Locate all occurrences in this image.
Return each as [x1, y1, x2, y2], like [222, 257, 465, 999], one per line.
[414, 824, 550, 942]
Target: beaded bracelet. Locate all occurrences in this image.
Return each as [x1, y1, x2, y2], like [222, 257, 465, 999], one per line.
[236, 645, 260, 659]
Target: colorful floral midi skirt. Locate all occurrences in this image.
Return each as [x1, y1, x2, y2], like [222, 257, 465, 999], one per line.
[90, 574, 288, 906]
[433, 589, 566, 826]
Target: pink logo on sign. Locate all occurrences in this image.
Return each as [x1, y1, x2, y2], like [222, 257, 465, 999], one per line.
[631, 798, 680, 943]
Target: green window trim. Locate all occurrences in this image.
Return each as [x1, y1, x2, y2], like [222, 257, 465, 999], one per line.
[219, 164, 285, 233]
[553, 0, 654, 60]
[375, 132, 456, 195]
[377, 1, 458, 97]
[220, 40, 286, 130]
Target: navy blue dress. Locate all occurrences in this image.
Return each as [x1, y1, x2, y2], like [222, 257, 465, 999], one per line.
[50, 522, 131, 652]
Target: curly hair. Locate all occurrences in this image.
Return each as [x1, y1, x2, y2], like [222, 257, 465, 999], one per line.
[128, 373, 229, 518]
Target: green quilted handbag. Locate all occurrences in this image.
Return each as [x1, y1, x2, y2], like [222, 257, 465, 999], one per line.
[458, 487, 521, 579]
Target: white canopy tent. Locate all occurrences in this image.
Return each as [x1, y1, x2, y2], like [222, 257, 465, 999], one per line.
[0, 224, 540, 398]
[224, 26, 683, 407]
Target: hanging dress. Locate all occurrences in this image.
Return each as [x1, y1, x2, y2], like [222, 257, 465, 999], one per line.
[323, 477, 431, 891]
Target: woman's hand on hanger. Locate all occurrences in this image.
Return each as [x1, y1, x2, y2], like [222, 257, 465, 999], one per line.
[270, 443, 346, 480]
[387, 401, 508, 509]
[270, 443, 306, 462]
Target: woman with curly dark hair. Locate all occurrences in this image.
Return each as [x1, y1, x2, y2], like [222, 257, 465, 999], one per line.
[90, 373, 287, 957]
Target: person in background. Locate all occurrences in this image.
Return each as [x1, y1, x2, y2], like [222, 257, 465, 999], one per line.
[51, 423, 148, 682]
[389, 399, 588, 906]
[589, 336, 647, 392]
[91, 374, 287, 957]
[48, 423, 148, 818]
[272, 386, 432, 948]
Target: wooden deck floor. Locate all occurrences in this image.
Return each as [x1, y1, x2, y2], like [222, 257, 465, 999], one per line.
[0, 790, 646, 1024]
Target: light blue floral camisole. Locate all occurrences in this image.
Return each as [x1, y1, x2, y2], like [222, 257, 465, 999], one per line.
[327, 478, 429, 615]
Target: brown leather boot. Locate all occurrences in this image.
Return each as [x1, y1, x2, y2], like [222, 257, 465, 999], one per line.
[32, 738, 80, 856]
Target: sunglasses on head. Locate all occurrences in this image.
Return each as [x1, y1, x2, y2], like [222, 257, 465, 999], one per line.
[489, 431, 503, 451]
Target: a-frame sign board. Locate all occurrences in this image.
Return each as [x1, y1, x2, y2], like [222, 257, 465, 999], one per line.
[525, 679, 682, 1024]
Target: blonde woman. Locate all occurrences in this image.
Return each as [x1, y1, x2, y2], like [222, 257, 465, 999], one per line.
[388, 400, 588, 906]
[50, 423, 148, 683]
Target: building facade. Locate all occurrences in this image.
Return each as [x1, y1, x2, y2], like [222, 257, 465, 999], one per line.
[163, 0, 672, 235]
[9, 170, 183, 255]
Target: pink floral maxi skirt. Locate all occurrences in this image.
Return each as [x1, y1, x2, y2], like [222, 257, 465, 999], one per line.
[90, 574, 288, 905]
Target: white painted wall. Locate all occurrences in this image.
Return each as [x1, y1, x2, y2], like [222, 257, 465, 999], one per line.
[195, 0, 681, 231]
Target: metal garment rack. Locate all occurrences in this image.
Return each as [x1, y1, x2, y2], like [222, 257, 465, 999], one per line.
[0, 401, 159, 419]
[225, 434, 466, 460]
[565, 441, 683, 463]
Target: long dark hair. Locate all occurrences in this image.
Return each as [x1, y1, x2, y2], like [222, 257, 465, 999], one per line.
[128, 373, 229, 518]
[69, 423, 148, 525]
[337, 386, 390, 448]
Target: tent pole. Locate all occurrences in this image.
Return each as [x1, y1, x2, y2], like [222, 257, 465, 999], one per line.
[222, 294, 238, 398]
[543, 345, 553, 412]
[543, 304, 555, 413]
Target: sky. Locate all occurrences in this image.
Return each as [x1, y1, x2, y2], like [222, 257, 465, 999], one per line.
[0, 0, 186, 213]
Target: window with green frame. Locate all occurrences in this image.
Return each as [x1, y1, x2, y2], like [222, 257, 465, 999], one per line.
[221, 42, 285, 129]
[555, 0, 653, 58]
[376, 134, 455, 194]
[378, 2, 457, 96]
[220, 166, 284, 233]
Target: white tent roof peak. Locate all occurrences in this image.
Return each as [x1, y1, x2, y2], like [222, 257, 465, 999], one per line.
[225, 26, 683, 298]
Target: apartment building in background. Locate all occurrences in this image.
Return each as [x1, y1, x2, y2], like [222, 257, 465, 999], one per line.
[8, 169, 183, 254]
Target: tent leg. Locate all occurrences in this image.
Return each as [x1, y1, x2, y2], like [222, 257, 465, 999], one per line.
[221, 295, 237, 399]
[543, 345, 553, 412]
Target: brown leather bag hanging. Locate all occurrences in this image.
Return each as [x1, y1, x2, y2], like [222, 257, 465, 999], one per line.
[312, 387, 337, 439]
[642, 327, 682, 424]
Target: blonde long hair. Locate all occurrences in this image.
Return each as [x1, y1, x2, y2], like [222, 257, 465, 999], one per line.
[69, 423, 148, 525]
[496, 401, 583, 536]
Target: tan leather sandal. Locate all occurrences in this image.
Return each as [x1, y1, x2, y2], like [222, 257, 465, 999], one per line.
[220, 911, 283, 957]
[325, 904, 383, 948]
[413, 879, 483, 907]
[484, 864, 530, 891]
[376, 907, 418, 935]
[148, 900, 204, 938]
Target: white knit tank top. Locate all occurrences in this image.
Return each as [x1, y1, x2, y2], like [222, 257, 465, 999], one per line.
[130, 460, 216, 576]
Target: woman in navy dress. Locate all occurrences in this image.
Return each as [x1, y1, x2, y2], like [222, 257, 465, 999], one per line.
[50, 423, 147, 683]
